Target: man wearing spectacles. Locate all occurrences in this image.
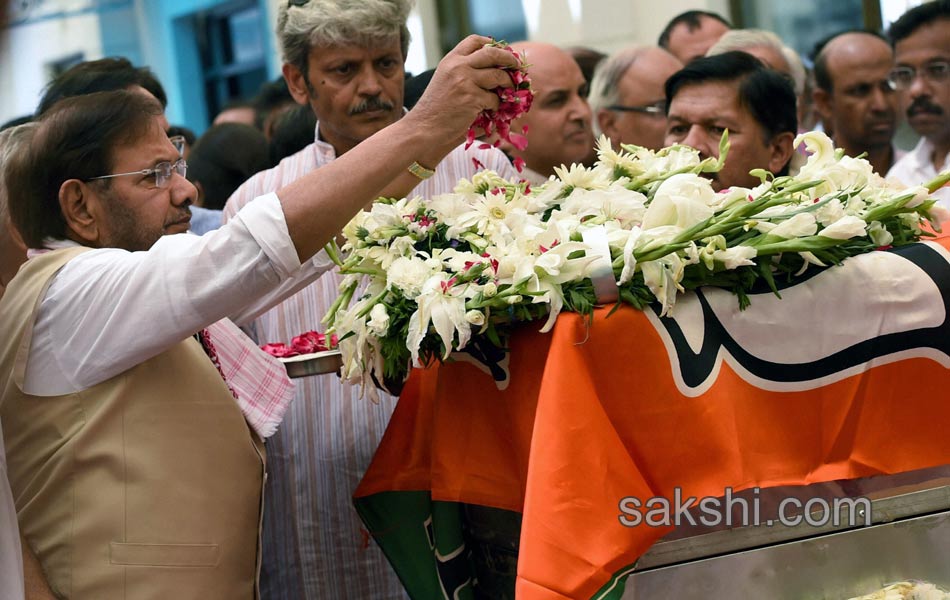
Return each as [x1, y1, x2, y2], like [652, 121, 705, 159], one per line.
[589, 46, 683, 151]
[0, 37, 518, 599]
[886, 0, 950, 207]
[811, 31, 902, 177]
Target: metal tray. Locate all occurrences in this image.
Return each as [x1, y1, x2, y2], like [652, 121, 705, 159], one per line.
[279, 349, 343, 378]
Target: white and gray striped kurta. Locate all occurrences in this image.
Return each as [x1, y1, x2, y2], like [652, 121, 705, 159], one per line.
[223, 123, 518, 600]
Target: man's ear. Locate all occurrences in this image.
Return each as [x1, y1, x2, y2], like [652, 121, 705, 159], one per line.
[283, 63, 312, 106]
[59, 179, 101, 245]
[596, 109, 618, 144]
[767, 131, 797, 175]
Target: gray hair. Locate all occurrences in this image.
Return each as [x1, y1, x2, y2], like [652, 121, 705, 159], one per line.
[277, 0, 414, 77]
[588, 46, 652, 136]
[0, 123, 38, 228]
[707, 29, 806, 97]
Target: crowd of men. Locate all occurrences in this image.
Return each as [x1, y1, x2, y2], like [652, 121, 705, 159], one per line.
[0, 1, 948, 598]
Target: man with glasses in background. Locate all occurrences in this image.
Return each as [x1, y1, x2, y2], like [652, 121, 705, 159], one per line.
[886, 0, 950, 207]
[588, 45, 683, 151]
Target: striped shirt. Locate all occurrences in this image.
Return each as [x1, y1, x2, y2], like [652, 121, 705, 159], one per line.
[223, 123, 518, 600]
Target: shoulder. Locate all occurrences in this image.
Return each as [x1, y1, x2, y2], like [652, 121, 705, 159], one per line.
[887, 139, 927, 182]
[223, 142, 321, 219]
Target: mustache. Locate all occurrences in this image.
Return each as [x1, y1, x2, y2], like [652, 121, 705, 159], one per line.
[907, 98, 943, 117]
[349, 96, 395, 116]
[164, 207, 191, 228]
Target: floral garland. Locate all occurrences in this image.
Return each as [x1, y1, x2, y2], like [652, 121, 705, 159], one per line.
[465, 41, 533, 173]
[322, 132, 948, 399]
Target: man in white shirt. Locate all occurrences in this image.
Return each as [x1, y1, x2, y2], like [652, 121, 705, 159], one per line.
[222, 2, 519, 598]
[886, 1, 950, 206]
[812, 31, 903, 177]
[0, 37, 517, 599]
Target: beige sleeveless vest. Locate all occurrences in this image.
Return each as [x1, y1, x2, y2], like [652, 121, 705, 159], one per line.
[0, 247, 266, 599]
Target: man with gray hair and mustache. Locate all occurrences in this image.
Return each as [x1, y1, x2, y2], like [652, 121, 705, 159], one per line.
[222, 1, 517, 598]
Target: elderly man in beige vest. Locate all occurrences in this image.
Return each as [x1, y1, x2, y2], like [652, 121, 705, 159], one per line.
[0, 36, 517, 599]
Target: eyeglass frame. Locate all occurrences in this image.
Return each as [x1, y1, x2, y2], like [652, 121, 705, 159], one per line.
[169, 135, 186, 156]
[85, 158, 188, 189]
[605, 101, 667, 116]
[887, 60, 950, 90]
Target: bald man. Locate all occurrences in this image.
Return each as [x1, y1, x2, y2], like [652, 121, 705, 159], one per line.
[658, 10, 731, 63]
[813, 31, 900, 175]
[589, 46, 683, 150]
[500, 41, 595, 183]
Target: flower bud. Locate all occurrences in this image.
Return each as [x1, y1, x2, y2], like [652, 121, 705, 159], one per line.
[465, 310, 486, 326]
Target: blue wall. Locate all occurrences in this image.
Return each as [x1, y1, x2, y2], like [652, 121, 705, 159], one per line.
[111, 0, 280, 135]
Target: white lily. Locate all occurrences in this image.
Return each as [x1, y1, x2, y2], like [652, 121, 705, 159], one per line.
[819, 215, 867, 239]
[406, 273, 471, 365]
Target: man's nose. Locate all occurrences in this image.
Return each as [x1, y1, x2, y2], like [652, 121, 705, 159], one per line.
[869, 85, 894, 112]
[907, 70, 933, 99]
[170, 171, 196, 207]
[681, 126, 711, 157]
[569, 94, 593, 125]
[356, 65, 384, 96]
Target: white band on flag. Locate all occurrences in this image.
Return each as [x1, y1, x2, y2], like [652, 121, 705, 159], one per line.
[581, 225, 619, 305]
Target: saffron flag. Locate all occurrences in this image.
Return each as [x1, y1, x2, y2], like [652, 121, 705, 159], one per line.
[354, 237, 950, 599]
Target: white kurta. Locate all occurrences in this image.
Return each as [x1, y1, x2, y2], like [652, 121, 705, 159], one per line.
[22, 194, 331, 396]
[887, 136, 950, 208]
[223, 124, 518, 600]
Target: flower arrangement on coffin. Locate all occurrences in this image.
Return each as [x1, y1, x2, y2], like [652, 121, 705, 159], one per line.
[846, 581, 950, 600]
[323, 131, 950, 400]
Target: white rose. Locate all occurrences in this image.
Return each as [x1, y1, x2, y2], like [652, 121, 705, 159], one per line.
[367, 303, 390, 336]
[642, 173, 716, 230]
[465, 310, 486, 326]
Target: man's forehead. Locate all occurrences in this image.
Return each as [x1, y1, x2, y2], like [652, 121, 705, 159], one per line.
[310, 38, 402, 60]
[895, 19, 950, 61]
[527, 50, 585, 93]
[669, 80, 741, 116]
[112, 118, 177, 165]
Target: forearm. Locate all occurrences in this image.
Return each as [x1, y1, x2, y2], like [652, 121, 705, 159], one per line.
[279, 117, 460, 261]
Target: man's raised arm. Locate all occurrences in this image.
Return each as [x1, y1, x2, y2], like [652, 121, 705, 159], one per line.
[278, 35, 518, 261]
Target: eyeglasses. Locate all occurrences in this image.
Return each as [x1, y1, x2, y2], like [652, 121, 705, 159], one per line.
[887, 61, 950, 90]
[86, 158, 188, 189]
[606, 101, 667, 116]
[169, 135, 186, 156]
